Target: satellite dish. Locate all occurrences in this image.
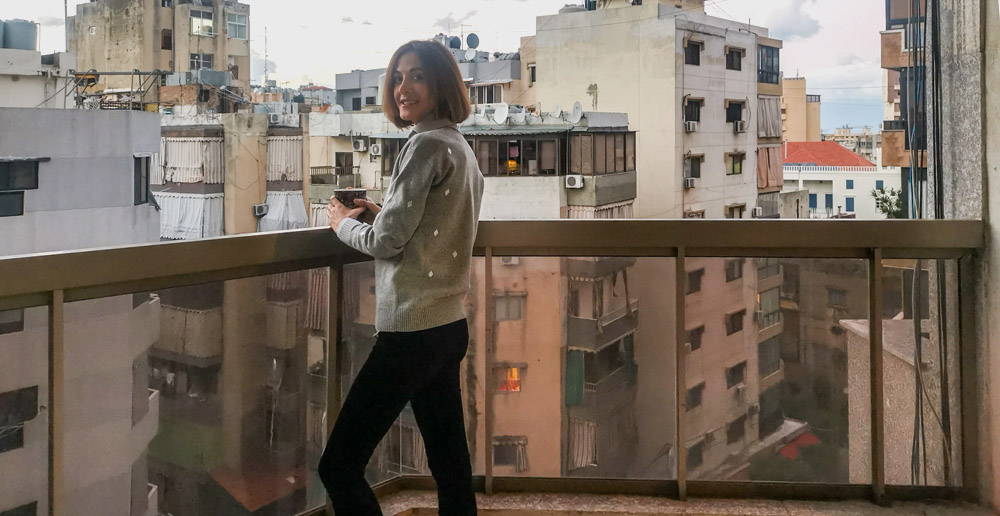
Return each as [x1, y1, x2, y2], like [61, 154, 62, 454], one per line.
[332, 104, 345, 114]
[568, 101, 583, 124]
[493, 102, 510, 124]
[467, 33, 480, 49]
[551, 103, 562, 119]
[449, 36, 462, 49]
[465, 49, 477, 62]
[512, 108, 526, 124]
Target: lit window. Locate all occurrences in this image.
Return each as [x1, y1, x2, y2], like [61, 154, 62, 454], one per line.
[498, 366, 523, 392]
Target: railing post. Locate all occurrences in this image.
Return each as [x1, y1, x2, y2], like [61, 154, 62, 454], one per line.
[48, 289, 64, 516]
[869, 249, 886, 505]
[484, 248, 495, 496]
[958, 253, 979, 501]
[325, 265, 343, 516]
[675, 248, 687, 500]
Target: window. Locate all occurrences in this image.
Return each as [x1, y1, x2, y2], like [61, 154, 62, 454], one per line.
[684, 210, 705, 219]
[189, 52, 213, 70]
[686, 268, 704, 295]
[0, 386, 38, 454]
[227, 55, 238, 79]
[495, 293, 526, 321]
[625, 133, 636, 171]
[825, 193, 834, 210]
[727, 153, 744, 175]
[809, 193, 817, 210]
[758, 287, 781, 328]
[528, 63, 537, 85]
[684, 98, 702, 122]
[686, 382, 705, 410]
[0, 192, 24, 217]
[684, 40, 702, 65]
[227, 12, 247, 39]
[0, 160, 40, 191]
[725, 310, 746, 336]
[498, 366, 525, 392]
[725, 204, 746, 219]
[352, 97, 362, 111]
[876, 180, 885, 190]
[0, 502, 37, 516]
[189, 9, 214, 36]
[0, 309, 24, 335]
[846, 197, 855, 212]
[758, 336, 781, 378]
[725, 259, 743, 282]
[365, 96, 376, 106]
[846, 179, 854, 190]
[161, 29, 173, 50]
[162, 0, 173, 6]
[134, 157, 150, 205]
[726, 101, 745, 123]
[726, 48, 744, 70]
[726, 361, 747, 388]
[686, 326, 704, 351]
[687, 440, 705, 469]
[758, 45, 780, 84]
[727, 415, 747, 444]
[387, 423, 420, 471]
[469, 84, 502, 105]
[684, 155, 702, 179]
[827, 287, 847, 307]
[493, 436, 528, 472]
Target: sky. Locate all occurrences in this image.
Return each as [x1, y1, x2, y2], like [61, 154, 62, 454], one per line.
[12, 0, 885, 132]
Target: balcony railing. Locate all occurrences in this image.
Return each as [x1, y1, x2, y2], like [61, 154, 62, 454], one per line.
[0, 219, 984, 516]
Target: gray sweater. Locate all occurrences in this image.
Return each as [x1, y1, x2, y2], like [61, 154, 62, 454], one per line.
[336, 118, 484, 332]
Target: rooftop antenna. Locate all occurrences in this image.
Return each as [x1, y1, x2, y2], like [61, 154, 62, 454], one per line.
[264, 26, 269, 85]
[568, 101, 583, 124]
[493, 102, 510, 124]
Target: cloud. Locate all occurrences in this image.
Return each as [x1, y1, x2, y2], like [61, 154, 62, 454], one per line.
[836, 53, 863, 66]
[250, 51, 278, 85]
[341, 16, 354, 23]
[433, 10, 478, 32]
[362, 20, 373, 26]
[37, 15, 64, 27]
[766, 0, 821, 41]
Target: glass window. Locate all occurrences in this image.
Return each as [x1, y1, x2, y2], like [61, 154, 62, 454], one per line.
[686, 382, 705, 410]
[846, 179, 854, 190]
[827, 287, 847, 307]
[846, 197, 855, 212]
[809, 193, 817, 209]
[727, 415, 747, 444]
[684, 99, 702, 122]
[189, 9, 214, 36]
[684, 40, 702, 65]
[725, 361, 747, 388]
[876, 180, 885, 190]
[686, 326, 704, 351]
[758, 45, 780, 84]
[189, 52, 213, 70]
[687, 440, 705, 469]
[594, 135, 607, 174]
[625, 132, 636, 171]
[726, 205, 746, 219]
[726, 48, 743, 70]
[134, 156, 149, 205]
[528, 64, 537, 84]
[227, 13, 247, 40]
[725, 310, 746, 336]
[684, 156, 702, 179]
[758, 336, 781, 378]
[161, 29, 172, 50]
[0, 161, 39, 190]
[725, 259, 743, 282]
[495, 293, 525, 321]
[825, 193, 834, 210]
[726, 101, 744, 123]
[727, 153, 744, 175]
[0, 192, 24, 217]
[686, 268, 704, 295]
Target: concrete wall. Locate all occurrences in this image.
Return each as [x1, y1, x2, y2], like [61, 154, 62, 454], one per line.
[984, 0, 1000, 507]
[0, 49, 76, 109]
[222, 113, 267, 234]
[480, 176, 566, 220]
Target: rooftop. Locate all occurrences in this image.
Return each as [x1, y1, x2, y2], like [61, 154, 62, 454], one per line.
[783, 141, 876, 167]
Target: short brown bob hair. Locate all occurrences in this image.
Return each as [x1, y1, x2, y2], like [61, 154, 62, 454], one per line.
[383, 40, 471, 129]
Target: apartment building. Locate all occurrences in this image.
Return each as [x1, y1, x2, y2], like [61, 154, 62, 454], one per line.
[880, 0, 926, 217]
[0, 108, 162, 516]
[0, 20, 76, 109]
[824, 126, 881, 165]
[781, 141, 899, 219]
[68, 0, 251, 102]
[781, 77, 822, 143]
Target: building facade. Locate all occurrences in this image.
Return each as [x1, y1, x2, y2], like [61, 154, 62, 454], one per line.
[0, 20, 76, 110]
[781, 77, 822, 142]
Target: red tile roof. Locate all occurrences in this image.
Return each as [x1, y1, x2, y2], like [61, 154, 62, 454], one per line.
[783, 141, 875, 167]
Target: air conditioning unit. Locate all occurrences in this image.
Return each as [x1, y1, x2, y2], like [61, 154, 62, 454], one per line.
[684, 177, 696, 189]
[267, 113, 281, 124]
[352, 139, 368, 152]
[685, 120, 698, 133]
[253, 203, 268, 217]
[565, 174, 584, 189]
[500, 256, 520, 266]
[733, 120, 746, 133]
[752, 206, 764, 218]
[369, 143, 382, 156]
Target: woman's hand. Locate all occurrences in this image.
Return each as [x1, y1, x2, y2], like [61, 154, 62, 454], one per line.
[327, 197, 365, 232]
[354, 197, 381, 225]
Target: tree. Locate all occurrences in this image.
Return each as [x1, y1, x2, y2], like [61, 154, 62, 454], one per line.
[872, 187, 905, 219]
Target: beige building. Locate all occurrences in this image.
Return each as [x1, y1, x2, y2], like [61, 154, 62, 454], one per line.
[823, 126, 881, 165]
[68, 0, 251, 102]
[781, 77, 822, 142]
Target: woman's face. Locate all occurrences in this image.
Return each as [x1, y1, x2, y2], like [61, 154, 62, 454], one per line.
[393, 52, 434, 125]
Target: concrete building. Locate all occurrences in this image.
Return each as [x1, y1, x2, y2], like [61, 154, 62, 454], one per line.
[0, 108, 161, 516]
[68, 0, 252, 105]
[781, 77, 822, 143]
[824, 126, 881, 165]
[781, 141, 900, 219]
[879, 0, 926, 217]
[0, 19, 76, 109]
[335, 69, 386, 112]
[298, 84, 336, 107]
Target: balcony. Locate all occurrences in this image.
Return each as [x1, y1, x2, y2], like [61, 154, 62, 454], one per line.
[0, 219, 990, 516]
[881, 30, 909, 70]
[568, 300, 639, 353]
[882, 127, 927, 168]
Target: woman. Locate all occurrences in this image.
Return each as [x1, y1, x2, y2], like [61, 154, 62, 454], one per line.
[320, 39, 484, 516]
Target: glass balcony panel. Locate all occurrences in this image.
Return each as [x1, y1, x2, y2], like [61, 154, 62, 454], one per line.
[689, 258, 870, 484]
[877, 259, 963, 487]
[61, 268, 329, 516]
[0, 306, 48, 516]
[487, 256, 676, 480]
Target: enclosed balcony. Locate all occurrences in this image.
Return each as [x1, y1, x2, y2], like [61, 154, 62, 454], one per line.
[0, 219, 994, 516]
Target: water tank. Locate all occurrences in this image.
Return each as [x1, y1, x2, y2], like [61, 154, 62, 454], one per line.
[559, 4, 587, 14]
[448, 36, 461, 49]
[3, 19, 37, 51]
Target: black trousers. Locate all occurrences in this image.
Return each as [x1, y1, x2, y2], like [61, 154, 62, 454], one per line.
[318, 318, 477, 516]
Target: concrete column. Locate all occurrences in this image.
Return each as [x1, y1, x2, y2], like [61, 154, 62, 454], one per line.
[222, 113, 267, 235]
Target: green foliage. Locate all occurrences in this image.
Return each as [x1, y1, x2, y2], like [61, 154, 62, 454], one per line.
[872, 187, 906, 219]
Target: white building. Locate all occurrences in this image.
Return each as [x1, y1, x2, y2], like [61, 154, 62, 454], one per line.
[0, 19, 76, 110]
[0, 108, 162, 516]
[781, 141, 901, 219]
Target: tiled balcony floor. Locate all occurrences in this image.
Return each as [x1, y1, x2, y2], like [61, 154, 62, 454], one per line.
[380, 490, 996, 516]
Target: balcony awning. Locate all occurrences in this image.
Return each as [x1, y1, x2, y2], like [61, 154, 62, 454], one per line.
[462, 126, 572, 136]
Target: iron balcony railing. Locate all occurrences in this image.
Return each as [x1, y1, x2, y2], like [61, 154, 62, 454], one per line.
[0, 219, 984, 516]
